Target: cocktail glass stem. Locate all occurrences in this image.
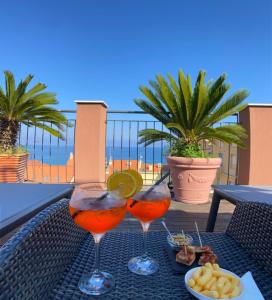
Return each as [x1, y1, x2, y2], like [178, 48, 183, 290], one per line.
[93, 233, 104, 273]
[78, 233, 115, 296]
[141, 222, 150, 256]
[94, 242, 100, 273]
[128, 221, 158, 275]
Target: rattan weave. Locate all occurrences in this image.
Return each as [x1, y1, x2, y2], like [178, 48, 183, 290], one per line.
[226, 201, 272, 274]
[50, 232, 272, 300]
[1, 199, 272, 299]
[0, 199, 87, 300]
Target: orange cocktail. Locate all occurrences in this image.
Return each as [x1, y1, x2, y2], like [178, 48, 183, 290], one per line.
[69, 187, 126, 296]
[69, 205, 126, 233]
[127, 184, 171, 276]
[127, 197, 170, 222]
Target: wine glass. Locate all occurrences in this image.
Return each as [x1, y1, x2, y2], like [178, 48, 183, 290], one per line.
[69, 185, 126, 295]
[127, 183, 171, 275]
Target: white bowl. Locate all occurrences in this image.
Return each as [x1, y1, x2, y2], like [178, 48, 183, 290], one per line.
[184, 267, 244, 300]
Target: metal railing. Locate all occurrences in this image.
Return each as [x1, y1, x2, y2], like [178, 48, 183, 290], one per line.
[19, 109, 238, 185]
[18, 110, 76, 183]
[106, 111, 238, 185]
[106, 111, 167, 185]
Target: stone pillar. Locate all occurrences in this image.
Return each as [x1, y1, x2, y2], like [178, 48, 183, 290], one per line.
[238, 104, 272, 185]
[74, 101, 107, 185]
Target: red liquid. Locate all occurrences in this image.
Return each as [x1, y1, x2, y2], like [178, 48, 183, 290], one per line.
[127, 197, 170, 222]
[69, 205, 126, 234]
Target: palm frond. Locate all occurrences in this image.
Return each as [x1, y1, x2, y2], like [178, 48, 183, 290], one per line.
[135, 69, 249, 150]
[139, 86, 167, 114]
[166, 122, 186, 138]
[167, 74, 188, 128]
[4, 71, 15, 100]
[191, 70, 208, 127]
[206, 90, 249, 125]
[134, 99, 170, 125]
[26, 121, 64, 139]
[0, 71, 68, 148]
[178, 69, 192, 124]
[156, 74, 179, 117]
[21, 83, 47, 102]
[138, 129, 177, 146]
[200, 127, 246, 148]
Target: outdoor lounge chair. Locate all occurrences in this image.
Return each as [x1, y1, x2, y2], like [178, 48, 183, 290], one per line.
[0, 199, 271, 299]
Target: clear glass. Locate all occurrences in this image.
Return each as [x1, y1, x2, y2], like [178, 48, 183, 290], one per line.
[127, 184, 171, 275]
[69, 184, 126, 295]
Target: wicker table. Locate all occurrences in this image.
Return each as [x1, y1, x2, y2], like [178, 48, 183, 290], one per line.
[0, 183, 74, 238]
[206, 185, 272, 232]
[1, 199, 271, 299]
[51, 232, 272, 300]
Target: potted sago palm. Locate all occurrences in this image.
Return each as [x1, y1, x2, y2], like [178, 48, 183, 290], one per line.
[135, 69, 248, 203]
[0, 71, 68, 182]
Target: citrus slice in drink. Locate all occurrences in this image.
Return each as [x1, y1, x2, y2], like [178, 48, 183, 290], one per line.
[123, 169, 143, 193]
[107, 171, 137, 198]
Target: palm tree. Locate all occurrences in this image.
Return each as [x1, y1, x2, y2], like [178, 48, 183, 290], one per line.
[135, 69, 248, 156]
[0, 71, 68, 152]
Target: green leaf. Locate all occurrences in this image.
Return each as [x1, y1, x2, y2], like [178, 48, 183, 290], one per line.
[138, 129, 177, 146]
[0, 71, 68, 148]
[134, 69, 249, 152]
[206, 90, 249, 125]
[178, 69, 192, 124]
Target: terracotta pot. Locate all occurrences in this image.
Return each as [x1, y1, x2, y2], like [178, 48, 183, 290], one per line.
[0, 153, 28, 183]
[167, 156, 222, 204]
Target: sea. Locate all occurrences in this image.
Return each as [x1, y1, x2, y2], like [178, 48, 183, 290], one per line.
[24, 145, 168, 165]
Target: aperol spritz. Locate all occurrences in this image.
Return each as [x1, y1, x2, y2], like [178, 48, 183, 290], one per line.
[127, 184, 171, 275]
[69, 186, 126, 295]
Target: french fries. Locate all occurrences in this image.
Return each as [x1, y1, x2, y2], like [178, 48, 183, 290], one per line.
[187, 263, 241, 299]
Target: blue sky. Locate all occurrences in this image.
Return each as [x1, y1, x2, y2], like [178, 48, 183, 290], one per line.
[0, 0, 271, 111]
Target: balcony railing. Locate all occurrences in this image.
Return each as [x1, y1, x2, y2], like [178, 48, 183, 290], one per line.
[106, 111, 238, 185]
[18, 109, 238, 185]
[18, 110, 76, 183]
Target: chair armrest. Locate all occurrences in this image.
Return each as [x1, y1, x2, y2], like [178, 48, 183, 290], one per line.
[0, 199, 88, 300]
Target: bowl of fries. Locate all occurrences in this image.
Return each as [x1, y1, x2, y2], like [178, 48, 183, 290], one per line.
[185, 263, 244, 299]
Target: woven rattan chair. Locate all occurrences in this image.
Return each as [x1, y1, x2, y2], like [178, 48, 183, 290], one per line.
[1, 199, 271, 299]
[0, 199, 87, 299]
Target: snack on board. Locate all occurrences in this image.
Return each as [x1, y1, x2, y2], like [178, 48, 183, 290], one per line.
[187, 263, 241, 299]
[198, 248, 218, 265]
[194, 246, 212, 253]
[176, 246, 196, 266]
[176, 245, 218, 266]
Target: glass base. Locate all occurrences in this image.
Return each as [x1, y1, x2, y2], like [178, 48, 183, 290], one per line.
[128, 255, 159, 275]
[78, 271, 115, 295]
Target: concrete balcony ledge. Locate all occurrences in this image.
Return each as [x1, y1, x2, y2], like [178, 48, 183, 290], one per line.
[75, 100, 108, 108]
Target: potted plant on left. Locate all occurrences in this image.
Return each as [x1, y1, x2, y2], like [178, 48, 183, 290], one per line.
[0, 71, 68, 182]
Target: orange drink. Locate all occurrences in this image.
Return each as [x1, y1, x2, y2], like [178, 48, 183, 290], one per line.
[127, 184, 171, 276]
[69, 204, 126, 233]
[127, 197, 170, 222]
[69, 186, 126, 296]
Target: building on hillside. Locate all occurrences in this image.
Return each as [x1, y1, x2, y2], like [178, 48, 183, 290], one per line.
[26, 142, 237, 185]
[203, 140, 237, 184]
[106, 157, 163, 185]
[27, 154, 74, 183]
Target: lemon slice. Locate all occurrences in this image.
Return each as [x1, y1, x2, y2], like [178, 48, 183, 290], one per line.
[122, 169, 143, 193]
[107, 171, 137, 198]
